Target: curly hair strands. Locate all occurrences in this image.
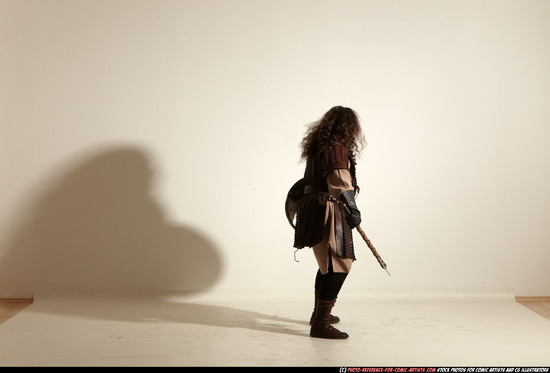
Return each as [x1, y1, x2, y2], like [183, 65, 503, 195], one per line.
[300, 106, 365, 162]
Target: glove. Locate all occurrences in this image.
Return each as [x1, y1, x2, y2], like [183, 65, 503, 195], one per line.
[340, 190, 361, 228]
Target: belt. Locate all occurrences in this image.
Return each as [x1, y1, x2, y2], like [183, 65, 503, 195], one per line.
[304, 185, 337, 201]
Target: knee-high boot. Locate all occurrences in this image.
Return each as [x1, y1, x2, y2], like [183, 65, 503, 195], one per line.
[310, 298, 349, 339]
[310, 290, 340, 325]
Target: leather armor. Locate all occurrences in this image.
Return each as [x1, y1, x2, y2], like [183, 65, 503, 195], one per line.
[292, 144, 357, 260]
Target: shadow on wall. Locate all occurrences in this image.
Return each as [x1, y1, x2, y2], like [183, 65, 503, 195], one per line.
[0, 146, 223, 295]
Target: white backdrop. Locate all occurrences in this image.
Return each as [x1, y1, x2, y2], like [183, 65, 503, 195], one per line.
[1, 0, 549, 298]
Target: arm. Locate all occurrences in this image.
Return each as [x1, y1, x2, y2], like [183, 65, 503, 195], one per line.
[326, 168, 361, 228]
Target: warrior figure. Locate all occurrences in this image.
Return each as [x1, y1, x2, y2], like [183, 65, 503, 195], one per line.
[292, 106, 365, 339]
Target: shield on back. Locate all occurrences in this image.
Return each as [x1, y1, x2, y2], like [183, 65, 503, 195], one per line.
[285, 178, 305, 229]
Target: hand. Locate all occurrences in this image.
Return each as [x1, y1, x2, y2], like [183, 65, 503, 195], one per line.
[340, 190, 361, 228]
[346, 208, 361, 228]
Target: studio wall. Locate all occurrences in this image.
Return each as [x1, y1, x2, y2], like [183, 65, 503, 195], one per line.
[1, 0, 549, 297]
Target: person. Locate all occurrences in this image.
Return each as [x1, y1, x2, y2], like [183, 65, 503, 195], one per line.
[293, 106, 365, 339]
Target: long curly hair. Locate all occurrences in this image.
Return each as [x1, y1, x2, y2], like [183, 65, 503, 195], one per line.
[300, 106, 365, 162]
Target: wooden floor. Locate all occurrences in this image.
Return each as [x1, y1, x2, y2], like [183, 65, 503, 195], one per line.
[0, 300, 32, 325]
[515, 296, 550, 321]
[1, 298, 549, 326]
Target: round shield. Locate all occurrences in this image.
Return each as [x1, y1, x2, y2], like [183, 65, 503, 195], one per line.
[285, 178, 305, 229]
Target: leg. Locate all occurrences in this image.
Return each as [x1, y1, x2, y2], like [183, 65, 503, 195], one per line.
[320, 249, 348, 301]
[310, 269, 349, 339]
[310, 269, 340, 325]
[318, 271, 348, 300]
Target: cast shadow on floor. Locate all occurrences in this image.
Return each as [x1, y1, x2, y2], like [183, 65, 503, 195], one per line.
[0, 145, 307, 337]
[31, 293, 311, 337]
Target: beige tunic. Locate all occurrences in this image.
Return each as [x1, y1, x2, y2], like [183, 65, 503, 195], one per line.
[312, 167, 355, 274]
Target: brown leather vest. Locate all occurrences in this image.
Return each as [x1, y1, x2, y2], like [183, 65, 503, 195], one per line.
[293, 145, 357, 260]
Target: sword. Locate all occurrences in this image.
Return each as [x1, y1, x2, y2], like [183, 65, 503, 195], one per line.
[356, 225, 391, 277]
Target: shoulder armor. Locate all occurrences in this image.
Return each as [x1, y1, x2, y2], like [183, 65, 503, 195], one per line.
[322, 145, 350, 176]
